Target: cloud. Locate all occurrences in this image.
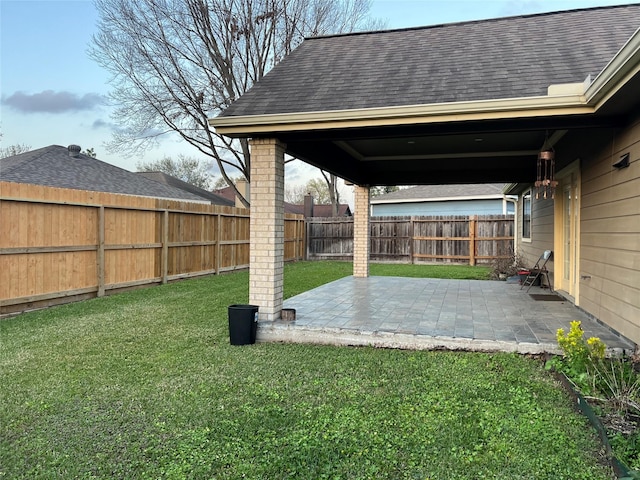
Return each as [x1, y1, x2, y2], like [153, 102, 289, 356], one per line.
[285, 160, 323, 187]
[92, 118, 114, 129]
[2, 90, 105, 113]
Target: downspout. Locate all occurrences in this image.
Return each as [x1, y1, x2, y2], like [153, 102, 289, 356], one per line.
[504, 196, 518, 255]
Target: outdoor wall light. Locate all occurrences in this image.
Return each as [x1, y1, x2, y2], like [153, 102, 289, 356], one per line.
[612, 153, 630, 169]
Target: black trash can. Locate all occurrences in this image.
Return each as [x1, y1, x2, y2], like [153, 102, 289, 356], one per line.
[228, 304, 259, 345]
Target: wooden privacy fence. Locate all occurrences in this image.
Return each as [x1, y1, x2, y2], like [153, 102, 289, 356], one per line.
[306, 215, 514, 264]
[0, 182, 305, 315]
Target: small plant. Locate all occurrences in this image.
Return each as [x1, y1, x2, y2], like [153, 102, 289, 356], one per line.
[552, 321, 640, 471]
[591, 354, 640, 414]
[490, 252, 526, 279]
[549, 321, 606, 393]
[556, 321, 605, 372]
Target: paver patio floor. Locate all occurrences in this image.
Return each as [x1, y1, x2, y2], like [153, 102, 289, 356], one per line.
[258, 276, 636, 354]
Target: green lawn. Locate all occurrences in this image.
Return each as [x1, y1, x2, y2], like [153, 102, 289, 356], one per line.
[0, 262, 613, 479]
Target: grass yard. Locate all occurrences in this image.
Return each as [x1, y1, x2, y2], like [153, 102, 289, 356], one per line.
[0, 261, 613, 479]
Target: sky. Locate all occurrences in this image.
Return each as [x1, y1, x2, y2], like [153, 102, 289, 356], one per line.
[1, 0, 638, 197]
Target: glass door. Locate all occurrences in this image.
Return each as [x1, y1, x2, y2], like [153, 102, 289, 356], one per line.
[556, 168, 580, 299]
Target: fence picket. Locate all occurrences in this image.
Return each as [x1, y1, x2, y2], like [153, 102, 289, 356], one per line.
[1, 182, 304, 314]
[307, 215, 513, 264]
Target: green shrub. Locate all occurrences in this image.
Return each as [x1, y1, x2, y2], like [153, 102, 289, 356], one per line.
[552, 320, 640, 472]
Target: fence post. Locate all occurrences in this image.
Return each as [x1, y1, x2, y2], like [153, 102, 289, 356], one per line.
[216, 213, 222, 274]
[298, 218, 304, 260]
[469, 215, 477, 266]
[97, 206, 105, 296]
[305, 219, 311, 261]
[410, 216, 415, 264]
[162, 210, 169, 284]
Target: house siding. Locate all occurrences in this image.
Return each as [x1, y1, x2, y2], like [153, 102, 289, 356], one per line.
[372, 199, 512, 216]
[517, 193, 555, 284]
[579, 115, 640, 343]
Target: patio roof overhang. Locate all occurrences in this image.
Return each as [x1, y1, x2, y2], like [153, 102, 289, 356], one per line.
[210, 28, 640, 187]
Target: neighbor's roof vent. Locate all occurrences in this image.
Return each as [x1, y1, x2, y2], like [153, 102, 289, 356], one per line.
[68, 144, 81, 157]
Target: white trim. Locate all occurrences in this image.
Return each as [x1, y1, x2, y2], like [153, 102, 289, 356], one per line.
[522, 189, 532, 241]
[504, 196, 519, 254]
[210, 94, 589, 134]
[585, 27, 640, 107]
[370, 194, 513, 204]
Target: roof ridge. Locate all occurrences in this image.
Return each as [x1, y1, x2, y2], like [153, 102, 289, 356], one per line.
[1, 145, 207, 202]
[1, 145, 56, 174]
[305, 3, 640, 41]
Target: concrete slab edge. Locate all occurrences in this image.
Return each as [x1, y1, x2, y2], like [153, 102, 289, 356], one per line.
[257, 323, 563, 355]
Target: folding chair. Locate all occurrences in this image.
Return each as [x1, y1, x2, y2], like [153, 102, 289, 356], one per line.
[521, 250, 553, 292]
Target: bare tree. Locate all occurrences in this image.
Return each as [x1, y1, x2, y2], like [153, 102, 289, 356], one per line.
[212, 175, 244, 189]
[137, 154, 214, 189]
[370, 185, 400, 197]
[0, 143, 31, 158]
[90, 0, 380, 207]
[284, 184, 306, 204]
[81, 148, 97, 158]
[321, 171, 342, 216]
[285, 176, 340, 206]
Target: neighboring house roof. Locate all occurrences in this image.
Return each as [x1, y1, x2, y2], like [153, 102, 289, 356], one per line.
[311, 204, 352, 217]
[284, 202, 352, 216]
[214, 185, 238, 203]
[136, 171, 235, 206]
[284, 202, 304, 215]
[214, 186, 233, 198]
[371, 184, 509, 204]
[0, 145, 206, 202]
[221, 5, 640, 117]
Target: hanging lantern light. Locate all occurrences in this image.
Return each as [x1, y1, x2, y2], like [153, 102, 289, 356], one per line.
[535, 143, 558, 200]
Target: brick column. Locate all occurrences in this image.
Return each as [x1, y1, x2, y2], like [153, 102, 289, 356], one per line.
[353, 185, 370, 278]
[249, 138, 286, 321]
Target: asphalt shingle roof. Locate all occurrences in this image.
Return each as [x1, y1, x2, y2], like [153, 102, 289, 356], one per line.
[371, 184, 507, 202]
[136, 171, 235, 206]
[0, 145, 205, 202]
[221, 5, 640, 117]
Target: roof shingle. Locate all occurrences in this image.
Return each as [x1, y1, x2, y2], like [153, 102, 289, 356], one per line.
[1, 145, 205, 202]
[221, 5, 640, 117]
[371, 184, 507, 202]
[136, 171, 235, 206]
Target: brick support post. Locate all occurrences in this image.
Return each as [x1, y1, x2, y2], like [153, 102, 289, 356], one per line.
[353, 185, 370, 278]
[249, 138, 286, 321]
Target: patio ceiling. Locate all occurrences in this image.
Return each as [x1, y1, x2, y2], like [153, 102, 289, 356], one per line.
[265, 115, 625, 186]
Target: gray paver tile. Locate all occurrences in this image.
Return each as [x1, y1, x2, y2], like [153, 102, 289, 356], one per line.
[280, 276, 635, 352]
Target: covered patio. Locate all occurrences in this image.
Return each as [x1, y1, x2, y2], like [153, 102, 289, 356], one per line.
[262, 276, 635, 354]
[209, 6, 640, 348]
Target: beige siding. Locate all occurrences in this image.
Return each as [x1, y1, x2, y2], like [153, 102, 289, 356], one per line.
[580, 115, 640, 343]
[517, 192, 555, 285]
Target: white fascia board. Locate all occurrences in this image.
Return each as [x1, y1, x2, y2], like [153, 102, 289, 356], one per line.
[210, 93, 589, 134]
[585, 27, 640, 107]
[370, 194, 507, 205]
